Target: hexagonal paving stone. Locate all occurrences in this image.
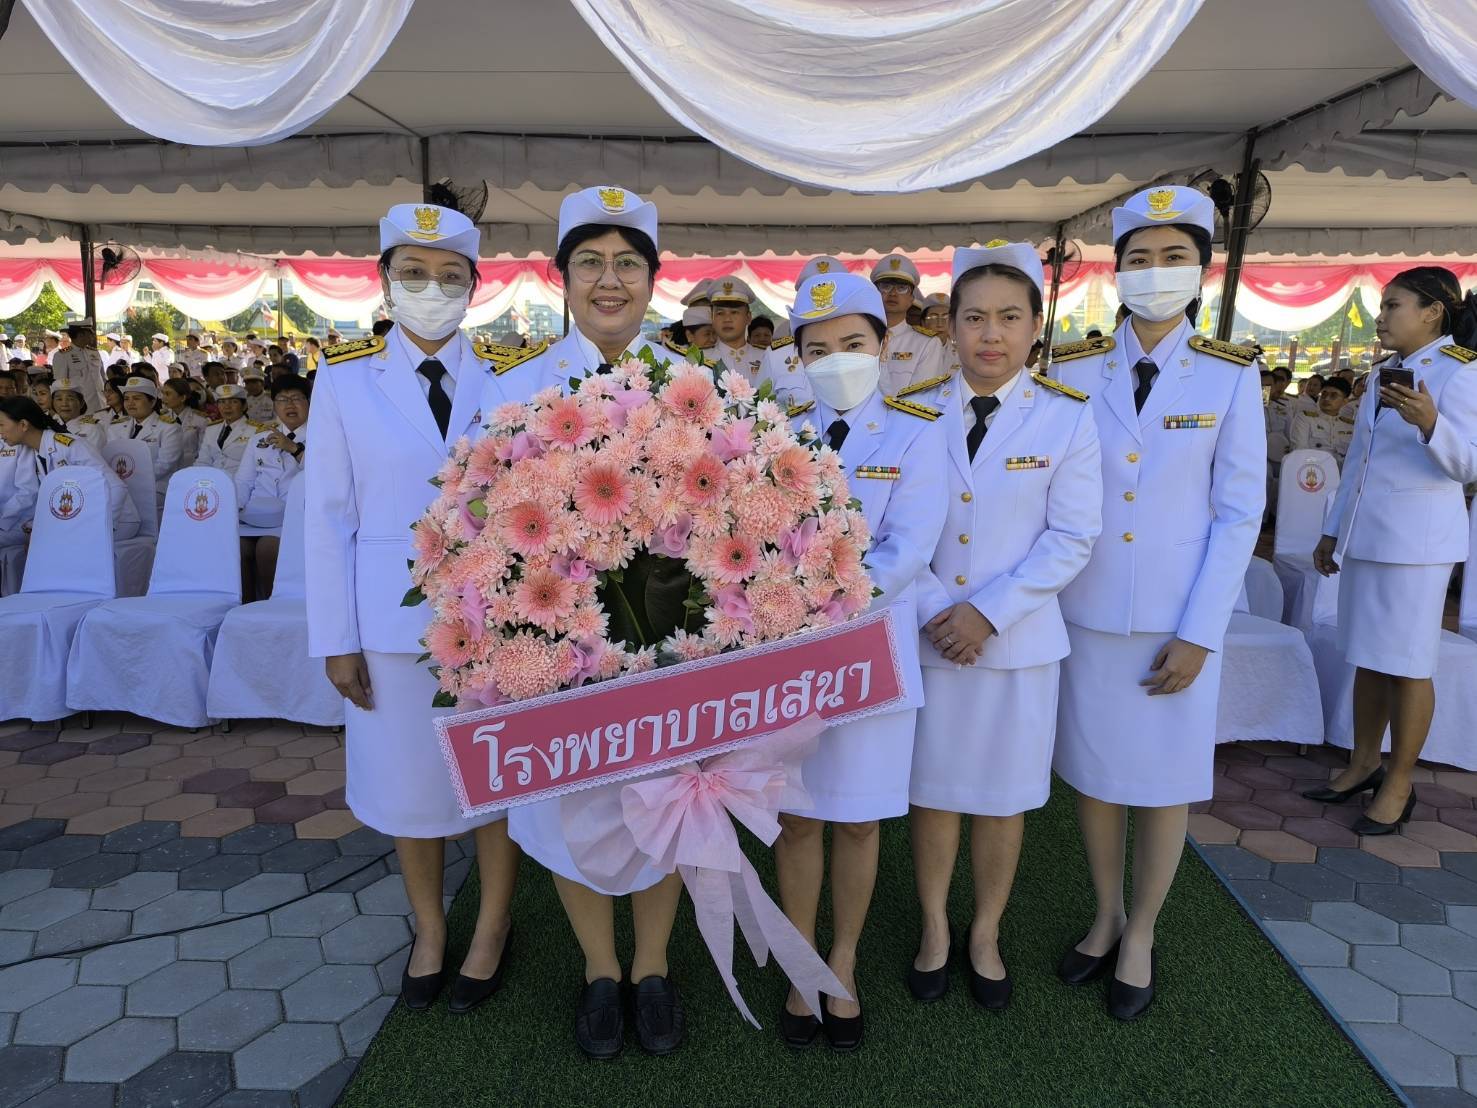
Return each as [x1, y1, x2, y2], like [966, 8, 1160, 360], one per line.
[78, 936, 177, 986]
[99, 821, 179, 854]
[1405, 868, 1477, 905]
[1452, 907, 1477, 939]
[0, 887, 90, 931]
[34, 910, 131, 957]
[176, 915, 270, 963]
[1279, 816, 1360, 849]
[0, 818, 65, 852]
[261, 839, 337, 874]
[177, 988, 282, 1052]
[355, 874, 411, 917]
[132, 889, 224, 934]
[62, 1017, 174, 1083]
[221, 823, 295, 855]
[20, 744, 89, 767]
[177, 853, 262, 892]
[180, 768, 249, 794]
[0, 1043, 65, 1106]
[125, 959, 227, 1017]
[146, 756, 214, 783]
[268, 892, 357, 938]
[13, 986, 124, 1046]
[1456, 972, 1477, 1007]
[308, 855, 386, 894]
[254, 795, 327, 824]
[52, 852, 138, 889]
[1353, 944, 1452, 995]
[108, 780, 182, 809]
[341, 994, 395, 1056]
[90, 871, 178, 912]
[1311, 901, 1401, 945]
[249, 757, 313, 783]
[137, 837, 219, 872]
[1363, 834, 1443, 868]
[0, 868, 53, 906]
[1356, 881, 1447, 924]
[1197, 844, 1271, 881]
[1270, 862, 1355, 902]
[1401, 995, 1477, 1058]
[33, 794, 108, 822]
[118, 1050, 233, 1108]
[282, 963, 381, 1022]
[1355, 1023, 1458, 1088]
[178, 808, 255, 838]
[298, 1058, 357, 1108]
[1406, 821, 1477, 853]
[0, 959, 78, 1012]
[1303, 967, 1399, 1022]
[142, 794, 217, 823]
[19, 835, 101, 870]
[227, 936, 324, 989]
[1404, 924, 1477, 970]
[0, 929, 35, 966]
[1237, 829, 1317, 864]
[1263, 920, 1350, 968]
[233, 1022, 343, 1091]
[1320, 846, 1401, 884]
[223, 872, 307, 914]
[335, 826, 393, 856]
[285, 769, 345, 796]
[322, 914, 411, 965]
[86, 732, 151, 756]
[75, 767, 146, 794]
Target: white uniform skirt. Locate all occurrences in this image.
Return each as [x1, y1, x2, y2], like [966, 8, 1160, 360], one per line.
[344, 651, 504, 839]
[910, 663, 1060, 817]
[1338, 557, 1454, 680]
[1053, 624, 1224, 808]
[507, 797, 668, 897]
[782, 708, 916, 824]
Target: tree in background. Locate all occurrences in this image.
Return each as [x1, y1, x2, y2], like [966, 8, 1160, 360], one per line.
[0, 283, 69, 340]
[124, 305, 178, 349]
[1294, 295, 1377, 350]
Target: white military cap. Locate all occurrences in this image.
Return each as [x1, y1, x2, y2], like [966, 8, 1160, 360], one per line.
[242, 367, 265, 380]
[0, 333, 8, 342]
[379, 202, 480, 259]
[44, 329, 61, 339]
[1111, 184, 1215, 243]
[681, 306, 712, 328]
[213, 384, 247, 401]
[246, 338, 267, 349]
[920, 293, 949, 310]
[797, 256, 845, 286]
[103, 332, 121, 342]
[788, 273, 886, 333]
[151, 332, 169, 343]
[557, 185, 659, 251]
[50, 377, 84, 396]
[708, 276, 755, 306]
[951, 240, 1045, 296]
[121, 376, 159, 399]
[870, 253, 921, 287]
[680, 278, 713, 307]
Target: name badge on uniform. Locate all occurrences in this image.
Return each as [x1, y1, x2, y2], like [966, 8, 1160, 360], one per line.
[0, 447, 14, 457]
[1005, 456, 1050, 471]
[891, 351, 914, 361]
[1164, 413, 1216, 430]
[853, 465, 901, 481]
[256, 439, 271, 450]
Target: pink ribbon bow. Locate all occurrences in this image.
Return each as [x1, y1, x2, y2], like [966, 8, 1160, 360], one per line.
[561, 715, 849, 1027]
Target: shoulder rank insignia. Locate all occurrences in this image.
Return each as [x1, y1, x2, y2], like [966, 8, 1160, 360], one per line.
[474, 338, 550, 376]
[896, 373, 952, 398]
[910, 324, 939, 339]
[1031, 373, 1089, 401]
[323, 335, 385, 365]
[53, 432, 72, 446]
[76, 416, 96, 425]
[663, 340, 705, 365]
[1440, 344, 1476, 364]
[1188, 335, 1259, 366]
[769, 336, 794, 350]
[157, 410, 177, 424]
[786, 400, 815, 417]
[853, 465, 900, 480]
[884, 396, 941, 421]
[1051, 336, 1115, 363]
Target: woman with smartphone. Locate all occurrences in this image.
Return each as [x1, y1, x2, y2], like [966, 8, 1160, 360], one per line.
[1311, 267, 1477, 834]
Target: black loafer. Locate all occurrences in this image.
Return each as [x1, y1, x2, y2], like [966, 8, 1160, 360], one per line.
[821, 992, 863, 1052]
[1302, 765, 1385, 804]
[400, 938, 448, 1011]
[778, 1002, 821, 1048]
[574, 977, 624, 1059]
[632, 975, 686, 1056]
[906, 925, 954, 1002]
[1057, 937, 1120, 986]
[966, 945, 1012, 1012]
[448, 929, 512, 1015]
[1108, 950, 1156, 1021]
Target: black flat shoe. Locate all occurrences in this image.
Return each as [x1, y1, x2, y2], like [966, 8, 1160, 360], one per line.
[1057, 937, 1120, 986]
[448, 929, 512, 1015]
[400, 938, 448, 1011]
[1353, 790, 1417, 837]
[1108, 950, 1156, 1022]
[906, 925, 954, 1002]
[778, 1002, 821, 1048]
[633, 975, 686, 1056]
[965, 944, 1012, 1012]
[1302, 765, 1385, 803]
[574, 977, 624, 1060]
[821, 991, 863, 1052]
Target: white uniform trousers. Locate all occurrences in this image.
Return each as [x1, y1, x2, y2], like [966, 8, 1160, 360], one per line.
[1338, 558, 1454, 680]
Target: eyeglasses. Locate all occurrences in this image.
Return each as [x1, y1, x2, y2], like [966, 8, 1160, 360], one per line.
[922, 311, 947, 326]
[389, 266, 471, 296]
[876, 279, 913, 295]
[570, 252, 650, 283]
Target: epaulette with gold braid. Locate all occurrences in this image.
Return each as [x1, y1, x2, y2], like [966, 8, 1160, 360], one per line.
[896, 373, 951, 398]
[54, 432, 73, 446]
[1189, 335, 1259, 366]
[786, 400, 815, 417]
[884, 396, 940, 421]
[1032, 373, 1089, 402]
[1050, 336, 1115, 363]
[473, 338, 550, 376]
[769, 336, 794, 350]
[911, 324, 940, 339]
[157, 410, 177, 424]
[324, 336, 385, 365]
[663, 340, 705, 365]
[1440, 344, 1476, 364]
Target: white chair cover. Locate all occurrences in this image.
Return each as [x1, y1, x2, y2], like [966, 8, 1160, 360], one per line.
[1217, 611, 1324, 747]
[207, 478, 343, 725]
[101, 438, 158, 597]
[0, 468, 116, 721]
[1308, 571, 1477, 770]
[0, 545, 25, 598]
[1461, 500, 1477, 644]
[66, 467, 241, 728]
[1243, 556, 1285, 622]
[1273, 449, 1341, 632]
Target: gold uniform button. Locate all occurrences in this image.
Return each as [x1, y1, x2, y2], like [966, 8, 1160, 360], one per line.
[960, 492, 973, 503]
[955, 575, 967, 586]
[1124, 492, 1135, 502]
[1126, 452, 1140, 463]
[1123, 532, 1135, 542]
[959, 534, 970, 545]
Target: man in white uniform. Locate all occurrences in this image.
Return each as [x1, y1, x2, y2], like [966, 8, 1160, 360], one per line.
[871, 253, 945, 394]
[706, 277, 766, 382]
[176, 333, 207, 377]
[197, 384, 263, 472]
[242, 367, 275, 423]
[1289, 375, 1354, 464]
[146, 334, 174, 378]
[48, 318, 105, 413]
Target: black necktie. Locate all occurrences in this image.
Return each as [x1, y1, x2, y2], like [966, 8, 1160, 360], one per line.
[132, 422, 144, 441]
[595, 362, 614, 375]
[1133, 358, 1158, 413]
[966, 395, 1000, 460]
[216, 423, 229, 448]
[418, 359, 452, 438]
[826, 419, 849, 451]
[37, 456, 48, 477]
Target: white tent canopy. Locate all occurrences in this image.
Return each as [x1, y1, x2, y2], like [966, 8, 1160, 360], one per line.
[0, 0, 1475, 258]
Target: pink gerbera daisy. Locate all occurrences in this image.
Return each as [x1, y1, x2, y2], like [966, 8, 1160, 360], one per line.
[536, 396, 593, 449]
[573, 462, 636, 526]
[512, 566, 578, 632]
[661, 371, 723, 425]
[499, 500, 555, 557]
[770, 445, 819, 494]
[707, 534, 760, 584]
[425, 617, 476, 669]
[680, 453, 727, 509]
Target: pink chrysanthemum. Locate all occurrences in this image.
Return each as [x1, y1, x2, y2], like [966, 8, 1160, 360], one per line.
[499, 501, 555, 557]
[573, 462, 636, 525]
[747, 577, 808, 638]
[489, 632, 563, 701]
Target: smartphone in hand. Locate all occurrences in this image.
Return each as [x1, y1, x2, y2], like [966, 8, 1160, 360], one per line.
[1379, 366, 1414, 391]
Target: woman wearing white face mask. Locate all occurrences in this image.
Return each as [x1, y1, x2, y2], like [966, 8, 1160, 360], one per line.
[776, 273, 947, 1051]
[305, 201, 525, 1020]
[1049, 186, 1265, 1021]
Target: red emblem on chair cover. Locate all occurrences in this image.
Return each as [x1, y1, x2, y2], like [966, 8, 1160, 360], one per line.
[1299, 463, 1326, 494]
[184, 480, 220, 521]
[113, 456, 134, 481]
[49, 480, 84, 520]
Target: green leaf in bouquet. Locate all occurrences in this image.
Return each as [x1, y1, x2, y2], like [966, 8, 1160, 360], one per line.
[643, 552, 695, 641]
[428, 476, 443, 488]
[432, 690, 457, 708]
[415, 651, 431, 664]
[568, 376, 583, 392]
[754, 379, 777, 403]
[467, 498, 488, 519]
[401, 585, 427, 608]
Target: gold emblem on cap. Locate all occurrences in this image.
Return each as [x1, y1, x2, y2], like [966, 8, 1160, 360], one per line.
[889, 258, 901, 271]
[984, 239, 1009, 248]
[800, 280, 837, 318]
[598, 187, 626, 213]
[408, 206, 442, 240]
[1145, 188, 1183, 221]
[722, 281, 735, 295]
[816, 261, 831, 273]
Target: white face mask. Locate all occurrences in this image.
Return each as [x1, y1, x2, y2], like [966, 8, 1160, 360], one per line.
[387, 281, 471, 341]
[1115, 265, 1202, 323]
[804, 351, 881, 413]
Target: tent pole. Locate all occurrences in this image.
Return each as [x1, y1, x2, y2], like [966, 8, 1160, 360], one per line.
[78, 227, 96, 323]
[1040, 222, 1066, 369]
[276, 276, 285, 344]
[1216, 132, 1261, 342]
[421, 136, 431, 201]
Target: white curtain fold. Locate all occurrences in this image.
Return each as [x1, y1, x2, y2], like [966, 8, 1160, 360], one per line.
[1366, 0, 1477, 111]
[20, 0, 415, 146]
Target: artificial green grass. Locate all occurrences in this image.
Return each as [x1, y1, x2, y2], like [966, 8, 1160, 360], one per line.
[342, 785, 1395, 1108]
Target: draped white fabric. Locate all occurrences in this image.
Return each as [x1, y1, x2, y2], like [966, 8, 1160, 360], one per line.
[1366, 0, 1477, 111]
[20, 0, 414, 146]
[568, 0, 1204, 192]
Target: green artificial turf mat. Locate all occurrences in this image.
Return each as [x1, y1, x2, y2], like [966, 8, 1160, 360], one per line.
[341, 785, 1395, 1107]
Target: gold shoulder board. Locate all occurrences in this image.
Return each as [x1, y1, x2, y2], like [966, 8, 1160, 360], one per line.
[769, 336, 794, 350]
[663, 340, 705, 364]
[1050, 336, 1115, 363]
[884, 396, 941, 421]
[324, 335, 386, 365]
[896, 373, 951, 398]
[53, 432, 73, 446]
[475, 338, 550, 376]
[1188, 335, 1259, 366]
[911, 324, 939, 339]
[786, 400, 815, 417]
[1440, 344, 1476, 364]
[77, 416, 96, 425]
[157, 410, 177, 424]
[1032, 373, 1089, 401]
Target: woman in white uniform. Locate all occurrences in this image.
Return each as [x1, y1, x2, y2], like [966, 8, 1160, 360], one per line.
[1051, 186, 1265, 1020]
[500, 187, 690, 1061]
[107, 377, 184, 511]
[1311, 267, 1477, 833]
[305, 202, 522, 1017]
[160, 378, 211, 467]
[905, 244, 1102, 1010]
[777, 273, 946, 1050]
[47, 378, 107, 454]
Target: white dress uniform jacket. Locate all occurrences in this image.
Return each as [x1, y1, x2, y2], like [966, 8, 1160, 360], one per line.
[755, 338, 813, 407]
[708, 339, 765, 382]
[0, 440, 30, 544]
[235, 424, 306, 529]
[509, 328, 667, 399]
[170, 406, 211, 468]
[176, 348, 206, 376]
[47, 347, 104, 413]
[196, 417, 261, 473]
[881, 321, 947, 396]
[1289, 408, 1354, 465]
[63, 415, 108, 454]
[245, 392, 276, 424]
[107, 410, 185, 497]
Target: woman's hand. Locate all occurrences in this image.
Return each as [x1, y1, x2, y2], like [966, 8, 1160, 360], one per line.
[1313, 535, 1340, 577]
[924, 603, 996, 666]
[1380, 380, 1437, 439]
[1140, 638, 1210, 696]
[326, 652, 373, 710]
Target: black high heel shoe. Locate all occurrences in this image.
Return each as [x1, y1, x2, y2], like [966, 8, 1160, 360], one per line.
[906, 924, 954, 1002]
[965, 941, 1012, 1012]
[1057, 936, 1120, 986]
[448, 929, 512, 1015]
[400, 937, 449, 1011]
[1352, 789, 1417, 836]
[1107, 949, 1156, 1022]
[1302, 765, 1385, 804]
[778, 1000, 821, 1049]
[821, 989, 863, 1053]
